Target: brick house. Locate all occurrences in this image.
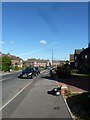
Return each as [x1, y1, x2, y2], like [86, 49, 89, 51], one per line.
[10, 55, 23, 68]
[0, 53, 23, 68]
[76, 44, 90, 73]
[74, 48, 84, 68]
[70, 54, 75, 68]
[50, 60, 68, 67]
[25, 58, 50, 67]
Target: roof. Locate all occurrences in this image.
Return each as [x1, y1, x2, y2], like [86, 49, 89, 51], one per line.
[0, 52, 23, 61]
[75, 49, 84, 54]
[27, 58, 49, 63]
[79, 46, 90, 56]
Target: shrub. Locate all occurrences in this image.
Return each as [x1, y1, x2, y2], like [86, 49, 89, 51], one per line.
[71, 69, 79, 74]
[55, 64, 71, 78]
[13, 66, 19, 70]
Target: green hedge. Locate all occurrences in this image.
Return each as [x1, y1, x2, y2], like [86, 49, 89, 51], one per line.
[55, 64, 71, 78]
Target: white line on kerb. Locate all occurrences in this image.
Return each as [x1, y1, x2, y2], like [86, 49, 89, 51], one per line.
[0, 80, 33, 111]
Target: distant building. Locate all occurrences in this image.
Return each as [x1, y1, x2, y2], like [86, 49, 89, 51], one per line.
[50, 60, 67, 66]
[25, 58, 50, 67]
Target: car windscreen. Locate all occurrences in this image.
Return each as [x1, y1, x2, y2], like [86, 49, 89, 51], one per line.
[23, 67, 32, 73]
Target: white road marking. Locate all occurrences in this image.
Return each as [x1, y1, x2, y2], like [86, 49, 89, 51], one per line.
[62, 95, 75, 119]
[0, 80, 33, 111]
[0, 77, 13, 82]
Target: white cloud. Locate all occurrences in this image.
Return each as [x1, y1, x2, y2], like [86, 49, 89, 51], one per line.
[40, 40, 47, 45]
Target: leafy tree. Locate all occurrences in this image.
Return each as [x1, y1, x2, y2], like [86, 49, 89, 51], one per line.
[2, 55, 11, 72]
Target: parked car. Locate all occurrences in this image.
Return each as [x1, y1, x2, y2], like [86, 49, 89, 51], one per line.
[45, 66, 51, 70]
[18, 67, 37, 79]
[34, 67, 40, 74]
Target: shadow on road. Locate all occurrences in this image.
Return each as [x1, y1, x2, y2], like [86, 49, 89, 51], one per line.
[41, 75, 56, 81]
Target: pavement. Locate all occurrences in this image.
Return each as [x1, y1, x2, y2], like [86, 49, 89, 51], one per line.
[56, 76, 89, 94]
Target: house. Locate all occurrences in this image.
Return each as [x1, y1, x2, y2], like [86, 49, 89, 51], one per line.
[50, 60, 68, 67]
[74, 48, 84, 68]
[25, 58, 50, 67]
[0, 52, 23, 68]
[70, 54, 75, 68]
[76, 44, 90, 73]
[10, 55, 23, 68]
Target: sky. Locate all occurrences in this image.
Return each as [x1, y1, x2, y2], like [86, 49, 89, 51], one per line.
[2, 2, 88, 60]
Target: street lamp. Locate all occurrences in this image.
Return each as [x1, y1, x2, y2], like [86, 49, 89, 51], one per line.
[52, 49, 53, 66]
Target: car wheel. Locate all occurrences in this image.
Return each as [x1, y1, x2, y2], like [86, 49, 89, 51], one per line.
[31, 74, 33, 79]
[27, 75, 31, 79]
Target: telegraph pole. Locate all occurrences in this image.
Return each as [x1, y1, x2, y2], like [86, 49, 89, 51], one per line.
[52, 49, 53, 66]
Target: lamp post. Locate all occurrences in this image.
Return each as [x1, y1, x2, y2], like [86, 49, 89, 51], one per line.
[52, 49, 53, 66]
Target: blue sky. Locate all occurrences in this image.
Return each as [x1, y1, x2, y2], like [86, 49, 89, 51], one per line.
[2, 2, 88, 60]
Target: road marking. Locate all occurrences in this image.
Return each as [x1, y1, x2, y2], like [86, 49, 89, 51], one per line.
[62, 95, 75, 119]
[0, 80, 33, 111]
[0, 77, 13, 82]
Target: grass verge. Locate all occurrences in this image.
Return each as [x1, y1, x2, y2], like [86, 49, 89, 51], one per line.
[64, 90, 90, 120]
[71, 73, 90, 77]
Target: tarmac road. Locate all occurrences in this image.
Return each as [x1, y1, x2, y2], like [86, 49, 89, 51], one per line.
[1, 70, 72, 119]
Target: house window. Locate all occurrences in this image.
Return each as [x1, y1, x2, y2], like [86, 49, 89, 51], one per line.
[15, 63, 18, 65]
[75, 56, 77, 60]
[85, 55, 87, 59]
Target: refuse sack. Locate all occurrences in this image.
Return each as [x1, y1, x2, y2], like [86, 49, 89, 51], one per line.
[47, 87, 61, 96]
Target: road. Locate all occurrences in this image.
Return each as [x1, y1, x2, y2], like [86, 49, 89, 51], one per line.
[2, 71, 33, 106]
[1, 70, 72, 119]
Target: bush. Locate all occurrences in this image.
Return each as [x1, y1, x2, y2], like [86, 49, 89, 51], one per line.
[39, 66, 44, 68]
[55, 64, 71, 78]
[71, 69, 79, 74]
[13, 66, 19, 70]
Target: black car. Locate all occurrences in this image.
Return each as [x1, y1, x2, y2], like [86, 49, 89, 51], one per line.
[19, 67, 37, 79]
[34, 67, 40, 75]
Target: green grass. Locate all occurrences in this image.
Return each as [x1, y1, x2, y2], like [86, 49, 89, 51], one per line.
[66, 91, 90, 120]
[71, 73, 90, 77]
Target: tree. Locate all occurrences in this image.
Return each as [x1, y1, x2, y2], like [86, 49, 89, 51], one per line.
[2, 55, 11, 72]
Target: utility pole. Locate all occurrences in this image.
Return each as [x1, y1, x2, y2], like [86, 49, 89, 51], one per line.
[52, 49, 53, 66]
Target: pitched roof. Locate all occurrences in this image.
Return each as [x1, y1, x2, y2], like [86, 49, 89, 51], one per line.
[79, 47, 90, 56]
[0, 52, 23, 61]
[75, 49, 84, 54]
